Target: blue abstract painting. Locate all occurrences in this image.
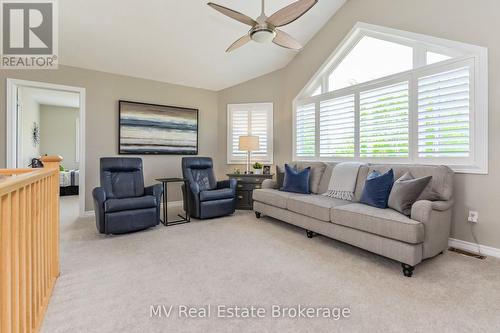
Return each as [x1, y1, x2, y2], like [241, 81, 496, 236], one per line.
[119, 101, 198, 155]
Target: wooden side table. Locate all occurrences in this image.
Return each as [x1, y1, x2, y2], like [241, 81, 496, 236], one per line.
[227, 173, 274, 210]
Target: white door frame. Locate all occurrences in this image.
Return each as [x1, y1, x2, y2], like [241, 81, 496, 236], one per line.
[6, 78, 87, 218]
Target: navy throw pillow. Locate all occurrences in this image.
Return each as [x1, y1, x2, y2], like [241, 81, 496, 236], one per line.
[360, 169, 395, 209]
[280, 164, 311, 194]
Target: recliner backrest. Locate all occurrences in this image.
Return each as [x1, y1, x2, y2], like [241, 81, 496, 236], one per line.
[182, 157, 217, 192]
[100, 158, 145, 199]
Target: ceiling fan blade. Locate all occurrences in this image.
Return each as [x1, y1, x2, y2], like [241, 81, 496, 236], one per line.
[207, 2, 257, 27]
[273, 30, 303, 50]
[267, 0, 318, 27]
[226, 34, 252, 52]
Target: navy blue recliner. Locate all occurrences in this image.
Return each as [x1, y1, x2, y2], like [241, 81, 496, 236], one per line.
[182, 157, 236, 219]
[92, 158, 163, 234]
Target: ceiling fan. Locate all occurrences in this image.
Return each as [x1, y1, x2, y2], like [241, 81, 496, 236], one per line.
[207, 0, 318, 52]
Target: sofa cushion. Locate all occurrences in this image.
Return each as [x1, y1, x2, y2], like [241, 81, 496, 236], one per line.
[281, 164, 311, 194]
[105, 195, 157, 213]
[317, 163, 336, 194]
[360, 169, 394, 209]
[287, 195, 351, 222]
[294, 162, 327, 194]
[200, 188, 235, 202]
[253, 189, 306, 209]
[332, 203, 424, 244]
[366, 164, 453, 201]
[388, 172, 432, 216]
[276, 165, 287, 189]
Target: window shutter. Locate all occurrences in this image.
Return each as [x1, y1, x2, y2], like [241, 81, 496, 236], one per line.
[359, 82, 409, 157]
[250, 109, 270, 162]
[295, 103, 316, 157]
[230, 109, 249, 162]
[228, 103, 273, 164]
[418, 67, 470, 158]
[319, 95, 355, 157]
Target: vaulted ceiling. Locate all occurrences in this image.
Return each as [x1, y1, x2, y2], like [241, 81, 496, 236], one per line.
[59, 0, 346, 91]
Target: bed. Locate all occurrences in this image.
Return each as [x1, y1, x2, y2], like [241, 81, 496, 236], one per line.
[60, 169, 79, 196]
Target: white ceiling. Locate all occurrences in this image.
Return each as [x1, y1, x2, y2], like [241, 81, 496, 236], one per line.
[59, 0, 346, 91]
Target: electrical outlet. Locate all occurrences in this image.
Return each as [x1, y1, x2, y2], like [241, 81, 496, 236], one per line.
[468, 210, 479, 223]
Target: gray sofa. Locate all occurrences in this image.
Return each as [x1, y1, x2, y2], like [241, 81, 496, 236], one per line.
[253, 162, 454, 277]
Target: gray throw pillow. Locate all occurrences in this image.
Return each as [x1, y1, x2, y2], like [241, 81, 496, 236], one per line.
[388, 172, 432, 216]
[276, 165, 287, 189]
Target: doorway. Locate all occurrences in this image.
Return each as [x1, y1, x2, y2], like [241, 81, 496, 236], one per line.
[6, 79, 86, 218]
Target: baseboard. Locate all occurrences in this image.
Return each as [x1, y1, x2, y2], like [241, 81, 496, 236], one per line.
[161, 201, 183, 209]
[448, 238, 500, 259]
[83, 210, 95, 217]
[81, 201, 183, 218]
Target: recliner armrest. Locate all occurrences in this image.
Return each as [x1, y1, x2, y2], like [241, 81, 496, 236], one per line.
[92, 187, 106, 204]
[217, 179, 237, 189]
[145, 184, 163, 200]
[92, 187, 107, 234]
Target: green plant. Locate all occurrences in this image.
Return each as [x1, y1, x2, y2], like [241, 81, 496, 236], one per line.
[253, 162, 263, 169]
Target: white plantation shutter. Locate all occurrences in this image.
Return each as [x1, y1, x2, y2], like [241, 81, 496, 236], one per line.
[360, 82, 409, 157]
[293, 27, 487, 173]
[227, 103, 273, 164]
[417, 67, 470, 158]
[295, 103, 316, 157]
[230, 110, 249, 162]
[250, 109, 271, 161]
[319, 95, 355, 157]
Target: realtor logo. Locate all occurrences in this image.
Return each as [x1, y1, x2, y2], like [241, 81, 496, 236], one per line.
[1, 0, 58, 69]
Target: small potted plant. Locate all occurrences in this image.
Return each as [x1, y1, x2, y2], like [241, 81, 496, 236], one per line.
[253, 162, 263, 175]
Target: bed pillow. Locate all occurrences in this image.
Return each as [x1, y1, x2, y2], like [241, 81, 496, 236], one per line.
[388, 172, 432, 216]
[360, 169, 394, 209]
[280, 164, 311, 194]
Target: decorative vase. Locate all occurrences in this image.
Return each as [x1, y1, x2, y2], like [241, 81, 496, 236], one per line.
[254, 169, 262, 175]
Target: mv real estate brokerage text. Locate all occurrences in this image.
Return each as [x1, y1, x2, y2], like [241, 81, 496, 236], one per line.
[150, 304, 352, 320]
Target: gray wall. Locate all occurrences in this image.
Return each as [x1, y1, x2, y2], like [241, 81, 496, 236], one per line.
[218, 0, 500, 249]
[1, 0, 499, 248]
[40, 105, 80, 170]
[0, 65, 219, 211]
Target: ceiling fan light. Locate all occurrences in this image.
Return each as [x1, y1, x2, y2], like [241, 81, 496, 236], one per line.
[251, 29, 276, 43]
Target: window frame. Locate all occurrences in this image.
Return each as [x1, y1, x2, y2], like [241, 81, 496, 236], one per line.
[293, 23, 488, 174]
[227, 102, 274, 165]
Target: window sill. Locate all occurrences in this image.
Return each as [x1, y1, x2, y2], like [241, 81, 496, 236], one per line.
[292, 157, 488, 175]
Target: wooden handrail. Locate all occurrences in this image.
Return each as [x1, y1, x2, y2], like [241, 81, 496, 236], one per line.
[0, 156, 62, 333]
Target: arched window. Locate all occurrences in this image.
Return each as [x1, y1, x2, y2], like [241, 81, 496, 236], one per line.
[294, 23, 488, 174]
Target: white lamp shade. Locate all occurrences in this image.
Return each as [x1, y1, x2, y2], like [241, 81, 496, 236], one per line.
[239, 136, 259, 151]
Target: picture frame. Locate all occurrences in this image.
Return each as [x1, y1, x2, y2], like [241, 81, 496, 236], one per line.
[119, 100, 198, 155]
[263, 165, 271, 175]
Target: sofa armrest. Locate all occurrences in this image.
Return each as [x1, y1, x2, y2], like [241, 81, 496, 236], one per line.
[217, 179, 237, 190]
[262, 179, 278, 189]
[411, 199, 453, 221]
[411, 199, 454, 259]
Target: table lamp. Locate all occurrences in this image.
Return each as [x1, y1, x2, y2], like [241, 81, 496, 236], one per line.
[239, 135, 259, 174]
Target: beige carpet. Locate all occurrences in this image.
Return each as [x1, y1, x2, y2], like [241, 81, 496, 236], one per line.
[41, 196, 500, 332]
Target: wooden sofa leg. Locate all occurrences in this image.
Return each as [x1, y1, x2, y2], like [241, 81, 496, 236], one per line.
[401, 263, 415, 277]
[306, 230, 315, 238]
[255, 212, 261, 219]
